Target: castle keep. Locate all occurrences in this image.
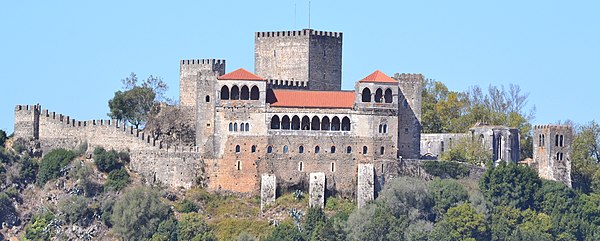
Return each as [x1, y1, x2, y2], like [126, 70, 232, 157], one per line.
[14, 29, 573, 207]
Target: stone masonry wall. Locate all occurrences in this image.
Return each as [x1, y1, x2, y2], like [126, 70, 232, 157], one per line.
[394, 73, 423, 159]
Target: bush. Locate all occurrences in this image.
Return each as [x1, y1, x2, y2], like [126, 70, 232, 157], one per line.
[0, 129, 7, 147]
[176, 199, 199, 213]
[105, 168, 130, 191]
[429, 178, 469, 217]
[93, 147, 122, 173]
[12, 138, 27, 154]
[0, 192, 17, 224]
[58, 196, 92, 225]
[178, 213, 217, 241]
[36, 149, 76, 186]
[422, 160, 471, 179]
[480, 162, 541, 210]
[23, 212, 55, 241]
[70, 162, 100, 197]
[111, 186, 172, 240]
[19, 157, 38, 184]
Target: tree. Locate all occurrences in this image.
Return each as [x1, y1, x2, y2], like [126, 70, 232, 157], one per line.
[265, 222, 306, 241]
[36, 149, 76, 186]
[304, 207, 326, 239]
[346, 203, 406, 241]
[480, 162, 541, 210]
[177, 213, 217, 241]
[378, 176, 434, 222]
[93, 147, 122, 173]
[430, 203, 488, 241]
[571, 121, 600, 193]
[429, 179, 469, 218]
[105, 167, 130, 191]
[110, 186, 172, 240]
[108, 72, 170, 128]
[0, 129, 7, 147]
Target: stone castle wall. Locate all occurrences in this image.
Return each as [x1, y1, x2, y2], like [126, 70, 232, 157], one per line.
[14, 105, 203, 188]
[395, 73, 423, 159]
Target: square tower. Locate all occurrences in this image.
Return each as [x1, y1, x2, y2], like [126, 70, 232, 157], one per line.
[533, 125, 573, 187]
[255, 29, 342, 91]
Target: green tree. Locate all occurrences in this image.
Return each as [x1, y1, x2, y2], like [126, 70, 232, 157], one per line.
[346, 203, 406, 241]
[480, 162, 541, 210]
[93, 147, 122, 173]
[177, 213, 217, 241]
[151, 217, 179, 241]
[0, 129, 7, 147]
[430, 203, 488, 241]
[265, 221, 306, 241]
[105, 167, 130, 191]
[19, 157, 38, 184]
[304, 207, 326, 239]
[110, 186, 172, 240]
[108, 73, 169, 128]
[379, 176, 434, 222]
[23, 212, 54, 241]
[429, 178, 469, 218]
[0, 192, 17, 224]
[58, 195, 91, 225]
[571, 121, 600, 193]
[176, 199, 199, 213]
[36, 148, 76, 186]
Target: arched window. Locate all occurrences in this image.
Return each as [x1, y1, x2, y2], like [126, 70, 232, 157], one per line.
[315, 146, 321, 154]
[250, 86, 260, 100]
[321, 116, 330, 130]
[331, 146, 336, 154]
[556, 152, 560, 160]
[384, 88, 393, 103]
[378, 124, 383, 133]
[299, 145, 304, 153]
[301, 116, 310, 130]
[283, 145, 289, 153]
[240, 122, 245, 132]
[555, 134, 559, 146]
[270, 115, 280, 129]
[560, 135, 564, 147]
[311, 116, 320, 131]
[267, 146, 273, 153]
[346, 146, 352, 153]
[205, 95, 210, 102]
[380, 146, 385, 155]
[240, 85, 250, 100]
[342, 117, 351, 131]
[229, 122, 233, 131]
[234, 123, 238, 132]
[362, 146, 368, 155]
[331, 116, 341, 131]
[245, 123, 249, 132]
[231, 85, 240, 100]
[541, 134, 545, 146]
[220, 86, 230, 100]
[235, 145, 241, 153]
[281, 115, 291, 130]
[361, 88, 371, 102]
[375, 88, 383, 103]
[251, 145, 256, 153]
[291, 115, 301, 130]
[383, 124, 387, 133]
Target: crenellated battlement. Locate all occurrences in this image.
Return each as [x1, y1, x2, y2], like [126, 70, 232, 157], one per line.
[15, 104, 41, 112]
[534, 124, 573, 130]
[268, 79, 309, 90]
[180, 59, 225, 66]
[256, 29, 342, 38]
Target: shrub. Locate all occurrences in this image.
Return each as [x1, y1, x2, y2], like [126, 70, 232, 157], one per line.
[422, 160, 470, 179]
[176, 199, 199, 213]
[0, 192, 17, 224]
[105, 168, 130, 191]
[36, 149, 76, 186]
[178, 213, 217, 241]
[111, 186, 172, 240]
[58, 196, 91, 225]
[0, 129, 7, 147]
[429, 178, 469, 217]
[23, 212, 55, 241]
[480, 162, 541, 210]
[19, 157, 38, 184]
[70, 162, 100, 197]
[12, 138, 27, 154]
[93, 147, 121, 173]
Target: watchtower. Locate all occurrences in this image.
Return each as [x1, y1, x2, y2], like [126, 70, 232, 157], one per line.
[394, 73, 424, 159]
[255, 29, 342, 91]
[533, 125, 573, 187]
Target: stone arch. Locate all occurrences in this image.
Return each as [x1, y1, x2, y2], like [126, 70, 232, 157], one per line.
[375, 88, 383, 103]
[240, 85, 250, 100]
[321, 116, 330, 130]
[362, 146, 368, 155]
[301, 116, 310, 130]
[384, 88, 393, 103]
[245, 123, 249, 132]
[234, 123, 238, 132]
[251, 145, 256, 153]
[283, 145, 289, 153]
[346, 146, 352, 153]
[270, 115, 280, 129]
[331, 116, 341, 131]
[281, 115, 291, 130]
[267, 146, 273, 153]
[299, 145, 304, 153]
[361, 88, 371, 102]
[383, 124, 387, 133]
[220, 86, 230, 100]
[250, 86, 260, 100]
[378, 124, 383, 133]
[380, 146, 385, 155]
[291, 115, 301, 130]
[231, 85, 240, 100]
[235, 145, 241, 153]
[331, 146, 336, 154]
[311, 116, 320, 131]
[240, 122, 245, 131]
[341, 117, 351, 131]
[229, 122, 233, 131]
[315, 145, 321, 154]
[205, 95, 210, 102]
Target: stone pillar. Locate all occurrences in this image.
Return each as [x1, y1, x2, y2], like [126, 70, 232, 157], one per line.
[261, 174, 276, 211]
[357, 164, 374, 208]
[309, 172, 325, 208]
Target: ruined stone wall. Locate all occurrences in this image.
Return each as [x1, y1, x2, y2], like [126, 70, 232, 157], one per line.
[394, 73, 423, 159]
[14, 105, 204, 188]
[533, 125, 572, 187]
[470, 125, 520, 164]
[255, 30, 342, 91]
[420, 133, 470, 158]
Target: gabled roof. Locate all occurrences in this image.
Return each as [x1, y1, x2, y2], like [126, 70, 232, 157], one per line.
[218, 68, 265, 81]
[358, 70, 397, 83]
[269, 89, 355, 109]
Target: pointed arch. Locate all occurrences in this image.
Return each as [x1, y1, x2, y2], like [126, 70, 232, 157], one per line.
[270, 115, 280, 129]
[321, 116, 330, 130]
[240, 85, 250, 100]
[361, 88, 371, 102]
[298, 145, 304, 153]
[311, 116, 320, 131]
[384, 88, 393, 103]
[342, 117, 351, 131]
[331, 116, 341, 131]
[301, 116, 310, 130]
[220, 86, 230, 100]
[245, 123, 249, 132]
[375, 88, 383, 103]
[250, 86, 260, 100]
[281, 115, 291, 130]
[230, 85, 240, 100]
[291, 115, 301, 130]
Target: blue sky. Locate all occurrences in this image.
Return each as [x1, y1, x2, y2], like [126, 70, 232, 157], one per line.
[1, 1, 599, 133]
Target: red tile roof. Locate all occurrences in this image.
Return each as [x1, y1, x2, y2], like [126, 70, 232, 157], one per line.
[269, 90, 355, 109]
[358, 70, 397, 83]
[218, 68, 265, 81]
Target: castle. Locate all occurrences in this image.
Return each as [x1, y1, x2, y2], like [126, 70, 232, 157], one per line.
[13, 29, 572, 208]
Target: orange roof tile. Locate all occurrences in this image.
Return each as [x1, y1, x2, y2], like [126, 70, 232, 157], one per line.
[358, 70, 397, 83]
[269, 90, 355, 109]
[218, 68, 265, 81]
